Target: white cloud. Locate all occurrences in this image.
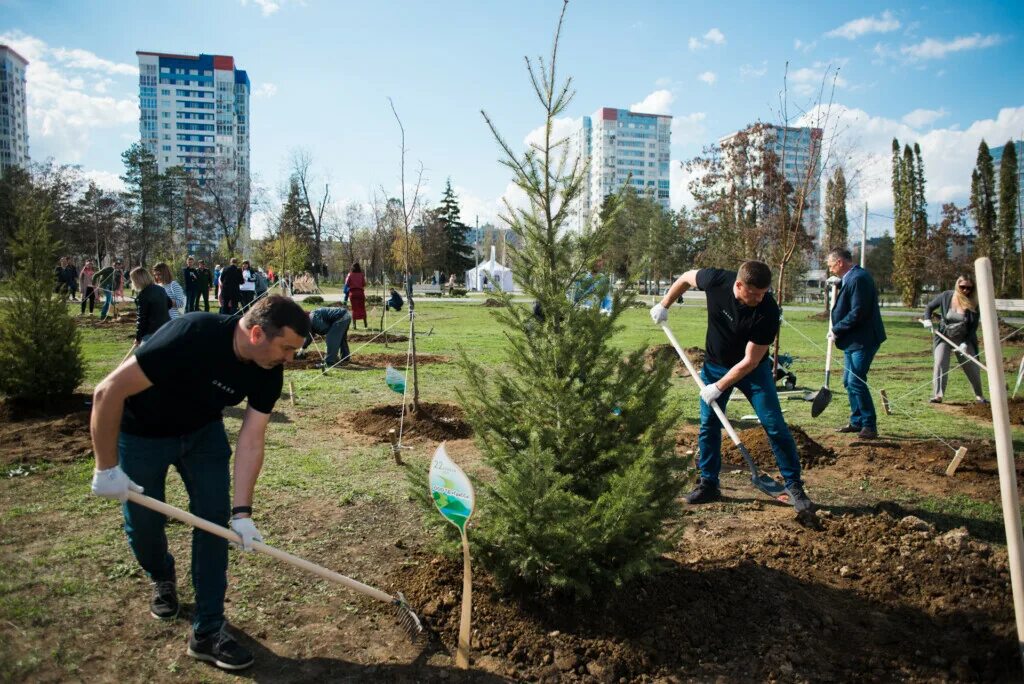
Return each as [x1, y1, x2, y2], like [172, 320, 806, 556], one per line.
[0, 31, 138, 164]
[654, 76, 673, 88]
[670, 112, 707, 147]
[794, 39, 817, 53]
[789, 64, 848, 96]
[697, 71, 717, 86]
[82, 169, 125, 192]
[740, 62, 768, 79]
[630, 90, 674, 116]
[240, 0, 280, 16]
[795, 103, 1024, 225]
[901, 107, 948, 128]
[523, 116, 581, 151]
[901, 33, 1004, 60]
[826, 11, 901, 40]
[50, 48, 137, 76]
[253, 83, 278, 98]
[689, 28, 726, 51]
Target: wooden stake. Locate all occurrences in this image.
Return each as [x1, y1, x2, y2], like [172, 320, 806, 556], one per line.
[945, 446, 968, 476]
[288, 380, 296, 407]
[455, 531, 472, 669]
[879, 389, 893, 415]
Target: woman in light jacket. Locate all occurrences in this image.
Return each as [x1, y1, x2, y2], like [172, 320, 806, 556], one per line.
[921, 274, 986, 404]
[153, 262, 186, 319]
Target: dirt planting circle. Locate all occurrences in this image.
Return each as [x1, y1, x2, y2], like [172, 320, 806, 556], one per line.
[722, 424, 837, 470]
[0, 394, 94, 467]
[346, 332, 409, 344]
[644, 344, 704, 377]
[954, 397, 1024, 425]
[346, 402, 471, 442]
[287, 353, 449, 372]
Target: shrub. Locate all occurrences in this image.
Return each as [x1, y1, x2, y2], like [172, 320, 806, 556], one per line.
[366, 295, 384, 305]
[304, 295, 324, 305]
[450, 288, 467, 297]
[0, 200, 84, 406]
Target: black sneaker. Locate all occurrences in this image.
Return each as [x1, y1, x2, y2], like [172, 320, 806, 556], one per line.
[858, 427, 878, 440]
[187, 624, 254, 671]
[786, 481, 814, 514]
[685, 478, 721, 504]
[150, 579, 179, 620]
[836, 424, 859, 433]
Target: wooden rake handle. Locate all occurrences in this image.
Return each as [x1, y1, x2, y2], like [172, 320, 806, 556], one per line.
[126, 491, 395, 605]
[661, 324, 744, 448]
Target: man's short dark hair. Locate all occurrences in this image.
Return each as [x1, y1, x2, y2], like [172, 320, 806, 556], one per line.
[243, 295, 310, 339]
[828, 247, 853, 263]
[737, 260, 772, 289]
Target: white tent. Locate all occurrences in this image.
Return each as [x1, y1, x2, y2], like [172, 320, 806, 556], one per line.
[465, 246, 514, 292]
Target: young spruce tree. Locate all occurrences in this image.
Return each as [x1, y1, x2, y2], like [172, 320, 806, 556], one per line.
[459, 0, 685, 598]
[0, 198, 84, 406]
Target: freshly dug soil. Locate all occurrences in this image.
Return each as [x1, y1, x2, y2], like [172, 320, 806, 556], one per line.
[999, 319, 1024, 343]
[347, 332, 409, 344]
[75, 314, 136, 336]
[0, 394, 94, 466]
[287, 353, 449, 371]
[346, 402, 471, 442]
[722, 424, 837, 470]
[806, 310, 830, 321]
[644, 344, 704, 377]
[955, 397, 1024, 424]
[397, 512, 1016, 681]
[483, 298, 506, 307]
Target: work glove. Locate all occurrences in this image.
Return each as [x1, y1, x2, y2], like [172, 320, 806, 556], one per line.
[826, 330, 836, 342]
[958, 342, 970, 355]
[700, 382, 723, 405]
[229, 517, 263, 552]
[650, 303, 669, 325]
[920, 319, 933, 329]
[91, 465, 144, 501]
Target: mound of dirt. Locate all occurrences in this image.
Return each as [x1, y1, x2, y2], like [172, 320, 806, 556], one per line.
[287, 353, 449, 371]
[999, 320, 1024, 343]
[347, 332, 409, 344]
[955, 398, 1024, 424]
[397, 513, 1015, 681]
[346, 402, 471, 442]
[723, 424, 837, 470]
[806, 310, 830, 321]
[644, 344, 704, 377]
[0, 394, 94, 467]
[483, 298, 506, 307]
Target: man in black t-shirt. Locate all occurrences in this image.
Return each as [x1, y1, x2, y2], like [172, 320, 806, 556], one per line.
[651, 261, 811, 511]
[218, 258, 243, 315]
[89, 295, 310, 671]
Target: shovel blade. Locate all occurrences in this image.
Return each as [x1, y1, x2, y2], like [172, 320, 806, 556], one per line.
[752, 473, 789, 500]
[810, 387, 832, 417]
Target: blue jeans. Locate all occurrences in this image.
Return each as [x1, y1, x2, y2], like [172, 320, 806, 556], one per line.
[118, 420, 232, 635]
[698, 358, 802, 487]
[324, 314, 352, 365]
[843, 345, 878, 430]
[100, 288, 113, 319]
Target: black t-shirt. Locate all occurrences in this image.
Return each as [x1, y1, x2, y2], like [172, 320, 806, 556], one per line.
[220, 265, 243, 296]
[121, 313, 283, 437]
[695, 268, 780, 367]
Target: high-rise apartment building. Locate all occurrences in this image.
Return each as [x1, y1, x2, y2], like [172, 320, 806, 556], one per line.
[574, 107, 672, 229]
[0, 45, 30, 177]
[718, 124, 823, 240]
[136, 51, 250, 184]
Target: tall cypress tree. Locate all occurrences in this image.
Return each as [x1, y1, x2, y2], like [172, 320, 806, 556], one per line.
[997, 140, 1020, 296]
[970, 141, 997, 265]
[438, 179, 474, 276]
[893, 139, 920, 306]
[912, 143, 929, 293]
[823, 167, 848, 252]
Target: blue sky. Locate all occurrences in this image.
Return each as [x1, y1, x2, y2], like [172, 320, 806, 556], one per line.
[1, 0, 1022, 237]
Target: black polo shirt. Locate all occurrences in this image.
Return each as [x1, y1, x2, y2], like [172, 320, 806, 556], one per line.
[695, 268, 780, 367]
[121, 314, 283, 437]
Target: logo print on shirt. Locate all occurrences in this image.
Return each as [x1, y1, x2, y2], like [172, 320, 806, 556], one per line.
[212, 379, 238, 395]
[721, 310, 734, 323]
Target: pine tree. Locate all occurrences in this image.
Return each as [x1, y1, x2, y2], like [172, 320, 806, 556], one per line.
[0, 197, 84, 406]
[823, 167, 848, 252]
[970, 141, 997, 264]
[997, 140, 1020, 296]
[458, 1, 686, 598]
[439, 179, 474, 276]
[279, 177, 314, 247]
[120, 143, 162, 265]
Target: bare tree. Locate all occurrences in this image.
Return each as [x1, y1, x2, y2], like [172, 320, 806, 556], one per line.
[290, 149, 330, 282]
[201, 159, 252, 257]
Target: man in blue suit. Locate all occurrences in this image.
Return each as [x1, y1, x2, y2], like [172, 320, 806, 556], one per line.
[827, 248, 887, 439]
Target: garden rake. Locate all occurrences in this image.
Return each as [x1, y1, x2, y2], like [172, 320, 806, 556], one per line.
[661, 325, 803, 510]
[125, 491, 423, 639]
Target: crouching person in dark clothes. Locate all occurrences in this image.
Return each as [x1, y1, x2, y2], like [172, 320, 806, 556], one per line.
[89, 295, 309, 671]
[298, 306, 352, 369]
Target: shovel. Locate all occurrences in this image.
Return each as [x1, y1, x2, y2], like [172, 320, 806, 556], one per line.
[125, 491, 423, 639]
[661, 324, 796, 506]
[811, 279, 841, 417]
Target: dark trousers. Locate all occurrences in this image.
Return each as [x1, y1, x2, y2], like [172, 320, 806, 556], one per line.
[219, 290, 239, 316]
[698, 358, 802, 487]
[118, 420, 231, 635]
[199, 288, 209, 312]
[185, 288, 199, 312]
[239, 290, 255, 310]
[324, 314, 352, 365]
[843, 345, 879, 430]
[81, 286, 96, 314]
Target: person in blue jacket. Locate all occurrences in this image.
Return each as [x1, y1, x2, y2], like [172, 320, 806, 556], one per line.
[826, 247, 887, 440]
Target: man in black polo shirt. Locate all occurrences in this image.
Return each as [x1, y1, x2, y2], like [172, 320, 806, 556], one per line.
[89, 295, 309, 671]
[651, 261, 811, 510]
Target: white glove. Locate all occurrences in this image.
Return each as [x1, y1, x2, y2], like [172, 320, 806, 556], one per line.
[91, 465, 144, 501]
[958, 342, 969, 355]
[920, 319, 933, 329]
[229, 517, 263, 552]
[826, 330, 836, 342]
[650, 303, 669, 325]
[700, 382, 723, 405]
